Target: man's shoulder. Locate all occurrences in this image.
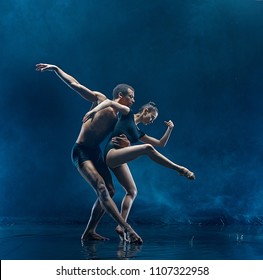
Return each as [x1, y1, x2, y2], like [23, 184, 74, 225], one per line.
[94, 91, 107, 102]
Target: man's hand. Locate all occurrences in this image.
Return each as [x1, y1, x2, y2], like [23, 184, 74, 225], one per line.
[112, 134, 130, 148]
[35, 63, 58, 72]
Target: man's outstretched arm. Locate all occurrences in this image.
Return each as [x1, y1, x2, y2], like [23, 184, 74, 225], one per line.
[35, 63, 106, 103]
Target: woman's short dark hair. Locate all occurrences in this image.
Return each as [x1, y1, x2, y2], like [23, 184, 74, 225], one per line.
[139, 101, 158, 113]
[112, 84, 134, 99]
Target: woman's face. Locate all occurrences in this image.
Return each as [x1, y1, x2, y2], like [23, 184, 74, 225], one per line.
[142, 109, 158, 125]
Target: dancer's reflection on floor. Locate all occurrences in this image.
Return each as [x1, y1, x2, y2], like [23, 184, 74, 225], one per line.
[81, 240, 100, 260]
[81, 239, 142, 260]
[116, 241, 142, 260]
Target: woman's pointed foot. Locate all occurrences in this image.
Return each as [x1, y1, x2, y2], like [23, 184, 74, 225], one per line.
[125, 228, 143, 244]
[178, 167, 195, 180]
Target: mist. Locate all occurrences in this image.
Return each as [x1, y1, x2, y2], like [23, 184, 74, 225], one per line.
[1, 0, 263, 225]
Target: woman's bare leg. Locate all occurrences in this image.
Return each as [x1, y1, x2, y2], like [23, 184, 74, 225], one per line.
[106, 144, 195, 179]
[112, 164, 137, 220]
[111, 164, 139, 240]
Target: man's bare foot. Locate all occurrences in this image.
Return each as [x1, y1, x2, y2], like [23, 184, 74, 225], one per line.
[178, 167, 195, 180]
[81, 232, 109, 241]
[115, 225, 127, 241]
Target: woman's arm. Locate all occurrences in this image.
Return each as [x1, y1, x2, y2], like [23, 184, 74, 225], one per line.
[140, 120, 174, 147]
[35, 63, 106, 103]
[82, 99, 130, 122]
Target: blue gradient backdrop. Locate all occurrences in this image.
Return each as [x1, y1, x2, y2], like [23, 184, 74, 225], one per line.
[1, 0, 263, 224]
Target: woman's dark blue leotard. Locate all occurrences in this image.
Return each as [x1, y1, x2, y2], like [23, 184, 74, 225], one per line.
[104, 109, 145, 157]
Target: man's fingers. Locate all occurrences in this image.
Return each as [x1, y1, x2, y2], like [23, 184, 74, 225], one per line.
[36, 66, 47, 72]
[118, 134, 128, 139]
[112, 138, 123, 142]
[112, 140, 121, 147]
[112, 134, 130, 148]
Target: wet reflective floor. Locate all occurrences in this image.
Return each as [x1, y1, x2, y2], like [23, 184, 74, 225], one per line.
[1, 223, 263, 260]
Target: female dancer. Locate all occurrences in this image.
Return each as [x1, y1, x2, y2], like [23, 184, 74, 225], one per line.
[83, 99, 195, 241]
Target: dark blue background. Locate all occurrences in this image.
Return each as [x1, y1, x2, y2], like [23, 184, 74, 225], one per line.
[1, 0, 263, 225]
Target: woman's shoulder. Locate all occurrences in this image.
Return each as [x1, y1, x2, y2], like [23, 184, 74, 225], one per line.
[120, 108, 133, 118]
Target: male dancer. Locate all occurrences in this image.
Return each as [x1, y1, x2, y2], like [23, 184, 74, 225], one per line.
[36, 63, 142, 244]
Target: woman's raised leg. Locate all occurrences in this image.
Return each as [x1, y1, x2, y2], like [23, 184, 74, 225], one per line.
[106, 144, 195, 179]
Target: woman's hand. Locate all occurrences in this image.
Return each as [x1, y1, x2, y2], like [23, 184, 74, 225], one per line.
[82, 111, 96, 123]
[164, 120, 174, 130]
